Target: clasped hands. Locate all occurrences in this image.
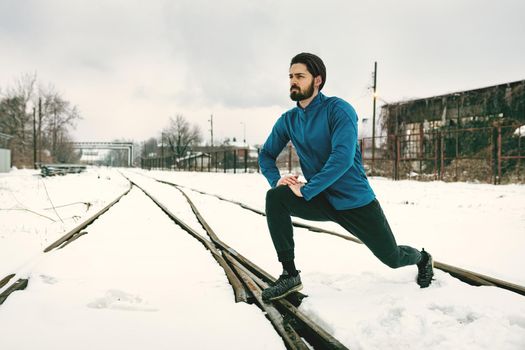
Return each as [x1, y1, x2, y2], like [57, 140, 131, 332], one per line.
[277, 174, 304, 197]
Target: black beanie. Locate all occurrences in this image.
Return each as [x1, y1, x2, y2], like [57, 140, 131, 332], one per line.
[290, 52, 327, 91]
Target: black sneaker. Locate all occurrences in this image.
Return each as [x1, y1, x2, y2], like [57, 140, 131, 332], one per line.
[417, 249, 434, 288]
[262, 270, 302, 302]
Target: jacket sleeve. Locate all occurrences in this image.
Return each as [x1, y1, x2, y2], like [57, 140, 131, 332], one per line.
[300, 102, 357, 200]
[258, 116, 290, 188]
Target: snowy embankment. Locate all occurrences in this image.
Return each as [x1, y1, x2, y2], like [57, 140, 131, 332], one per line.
[0, 168, 129, 279]
[0, 168, 284, 349]
[1, 167, 524, 349]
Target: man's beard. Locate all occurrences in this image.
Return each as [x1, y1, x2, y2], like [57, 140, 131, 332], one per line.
[290, 80, 315, 102]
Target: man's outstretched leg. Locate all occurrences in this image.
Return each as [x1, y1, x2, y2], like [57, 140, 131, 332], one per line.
[335, 199, 434, 287]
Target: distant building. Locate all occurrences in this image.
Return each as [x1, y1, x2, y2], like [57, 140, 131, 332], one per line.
[380, 79, 525, 137]
[0, 132, 13, 172]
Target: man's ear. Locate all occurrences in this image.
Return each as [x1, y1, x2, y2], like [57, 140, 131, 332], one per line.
[314, 75, 322, 89]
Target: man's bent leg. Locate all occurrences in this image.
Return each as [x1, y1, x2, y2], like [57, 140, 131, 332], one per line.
[265, 185, 334, 262]
[263, 185, 335, 301]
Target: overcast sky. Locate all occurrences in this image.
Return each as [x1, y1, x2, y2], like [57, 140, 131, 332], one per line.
[1, 0, 524, 145]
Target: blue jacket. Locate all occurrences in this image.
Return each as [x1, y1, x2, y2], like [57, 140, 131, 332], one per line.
[259, 92, 375, 210]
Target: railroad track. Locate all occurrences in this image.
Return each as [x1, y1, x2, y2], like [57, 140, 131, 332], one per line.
[1, 174, 350, 349]
[146, 175, 525, 298]
[124, 175, 349, 349]
[0, 182, 133, 305]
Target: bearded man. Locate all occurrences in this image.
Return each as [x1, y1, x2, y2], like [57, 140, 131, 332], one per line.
[258, 52, 434, 302]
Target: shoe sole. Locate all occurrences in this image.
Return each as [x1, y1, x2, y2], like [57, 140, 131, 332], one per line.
[266, 283, 303, 302]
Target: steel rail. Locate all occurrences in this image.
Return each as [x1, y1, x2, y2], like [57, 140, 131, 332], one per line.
[152, 177, 525, 297]
[1, 181, 133, 306]
[44, 182, 133, 252]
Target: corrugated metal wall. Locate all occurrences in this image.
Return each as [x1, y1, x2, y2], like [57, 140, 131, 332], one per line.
[0, 149, 11, 172]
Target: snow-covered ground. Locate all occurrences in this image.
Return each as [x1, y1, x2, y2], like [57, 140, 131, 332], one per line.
[1, 167, 525, 349]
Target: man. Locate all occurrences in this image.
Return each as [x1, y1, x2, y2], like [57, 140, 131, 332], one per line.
[258, 52, 434, 302]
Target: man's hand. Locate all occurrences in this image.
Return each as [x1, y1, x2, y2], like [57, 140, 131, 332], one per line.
[289, 182, 304, 197]
[277, 174, 300, 187]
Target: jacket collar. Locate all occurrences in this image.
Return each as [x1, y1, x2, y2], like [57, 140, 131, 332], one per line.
[296, 92, 325, 111]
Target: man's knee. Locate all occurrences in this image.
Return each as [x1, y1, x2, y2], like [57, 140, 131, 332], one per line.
[266, 185, 291, 204]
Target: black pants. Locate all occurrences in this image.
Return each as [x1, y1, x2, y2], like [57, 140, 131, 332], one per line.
[265, 185, 421, 268]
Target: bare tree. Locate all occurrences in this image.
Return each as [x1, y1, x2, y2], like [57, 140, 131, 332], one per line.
[53, 132, 81, 164]
[0, 73, 80, 167]
[0, 73, 37, 166]
[164, 114, 202, 160]
[39, 85, 81, 159]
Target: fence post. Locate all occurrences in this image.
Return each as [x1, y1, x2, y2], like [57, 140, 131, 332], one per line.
[455, 129, 459, 181]
[233, 150, 237, 174]
[440, 132, 445, 180]
[371, 137, 375, 175]
[433, 132, 438, 180]
[257, 148, 260, 173]
[244, 148, 248, 173]
[224, 151, 227, 173]
[396, 135, 401, 180]
[497, 126, 502, 184]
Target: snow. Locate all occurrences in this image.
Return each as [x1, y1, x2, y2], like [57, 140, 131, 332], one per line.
[1, 167, 525, 349]
[514, 125, 525, 137]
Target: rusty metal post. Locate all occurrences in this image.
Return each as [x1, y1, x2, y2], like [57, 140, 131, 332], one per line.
[497, 126, 502, 184]
[390, 135, 395, 180]
[518, 131, 522, 181]
[440, 132, 445, 180]
[244, 148, 248, 173]
[396, 136, 401, 180]
[233, 150, 237, 174]
[257, 148, 260, 173]
[433, 132, 438, 180]
[455, 129, 459, 181]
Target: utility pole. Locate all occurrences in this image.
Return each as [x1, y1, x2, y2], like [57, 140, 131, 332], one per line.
[38, 98, 42, 164]
[209, 114, 214, 147]
[372, 61, 377, 173]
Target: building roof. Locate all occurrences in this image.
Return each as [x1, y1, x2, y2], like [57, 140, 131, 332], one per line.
[380, 79, 525, 132]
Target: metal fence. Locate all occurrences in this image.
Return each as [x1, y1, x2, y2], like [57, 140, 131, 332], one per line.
[141, 149, 260, 174]
[362, 125, 524, 184]
[141, 125, 525, 184]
